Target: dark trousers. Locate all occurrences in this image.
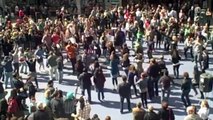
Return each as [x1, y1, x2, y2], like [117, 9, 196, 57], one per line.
[147, 50, 153, 60]
[153, 79, 159, 96]
[184, 46, 193, 59]
[193, 84, 204, 99]
[156, 39, 161, 48]
[181, 90, 191, 107]
[82, 87, 91, 102]
[173, 64, 180, 78]
[97, 88, 104, 100]
[112, 77, 118, 86]
[130, 84, 138, 97]
[148, 79, 154, 100]
[70, 58, 76, 73]
[164, 41, 170, 51]
[34, 77, 39, 89]
[13, 62, 19, 75]
[140, 92, 147, 108]
[120, 96, 131, 113]
[30, 72, 38, 88]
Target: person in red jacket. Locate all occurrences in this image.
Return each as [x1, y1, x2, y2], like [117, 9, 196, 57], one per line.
[51, 31, 61, 45]
[18, 9, 24, 19]
[65, 41, 77, 74]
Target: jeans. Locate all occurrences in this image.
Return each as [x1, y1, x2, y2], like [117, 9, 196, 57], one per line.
[97, 87, 104, 100]
[120, 96, 131, 113]
[181, 90, 191, 107]
[173, 64, 180, 78]
[140, 92, 147, 108]
[161, 88, 171, 102]
[4, 72, 14, 88]
[102, 49, 107, 58]
[56, 69, 63, 84]
[194, 52, 202, 68]
[82, 87, 91, 102]
[20, 62, 28, 73]
[49, 66, 57, 80]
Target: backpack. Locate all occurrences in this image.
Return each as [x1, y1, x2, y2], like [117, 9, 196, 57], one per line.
[7, 98, 19, 114]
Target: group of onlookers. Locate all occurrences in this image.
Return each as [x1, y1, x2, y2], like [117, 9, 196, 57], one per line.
[131, 100, 210, 120]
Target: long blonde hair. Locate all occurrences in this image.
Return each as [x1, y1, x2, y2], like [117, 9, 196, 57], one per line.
[201, 100, 209, 109]
[129, 65, 136, 72]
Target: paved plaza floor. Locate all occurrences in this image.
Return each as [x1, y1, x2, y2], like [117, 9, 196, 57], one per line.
[5, 40, 213, 120]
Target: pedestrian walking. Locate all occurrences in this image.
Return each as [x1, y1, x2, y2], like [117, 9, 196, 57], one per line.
[158, 101, 175, 120]
[26, 58, 38, 88]
[159, 70, 174, 102]
[2, 56, 14, 89]
[171, 48, 181, 79]
[127, 65, 138, 97]
[181, 72, 192, 108]
[66, 41, 77, 74]
[198, 100, 210, 120]
[144, 105, 159, 120]
[93, 67, 106, 101]
[56, 55, 63, 84]
[147, 58, 160, 98]
[47, 51, 58, 80]
[78, 68, 93, 103]
[117, 76, 131, 113]
[109, 52, 119, 91]
[136, 73, 148, 108]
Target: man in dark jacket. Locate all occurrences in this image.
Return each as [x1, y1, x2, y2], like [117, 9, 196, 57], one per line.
[26, 58, 38, 88]
[33, 102, 50, 120]
[50, 90, 65, 119]
[144, 105, 159, 120]
[78, 68, 93, 103]
[159, 71, 174, 102]
[158, 101, 175, 120]
[2, 56, 14, 88]
[117, 76, 131, 113]
[147, 58, 160, 99]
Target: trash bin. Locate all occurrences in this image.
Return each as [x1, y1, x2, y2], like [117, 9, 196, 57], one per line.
[199, 73, 213, 92]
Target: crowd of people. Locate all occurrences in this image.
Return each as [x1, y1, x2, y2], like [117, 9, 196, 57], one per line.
[0, 1, 212, 120]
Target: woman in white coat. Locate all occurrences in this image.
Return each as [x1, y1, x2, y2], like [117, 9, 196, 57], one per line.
[198, 100, 210, 120]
